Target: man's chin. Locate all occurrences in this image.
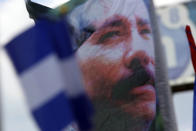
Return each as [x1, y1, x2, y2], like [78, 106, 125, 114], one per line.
[120, 85, 156, 121]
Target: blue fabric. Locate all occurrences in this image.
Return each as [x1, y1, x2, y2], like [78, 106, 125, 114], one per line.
[51, 20, 74, 59]
[5, 19, 74, 74]
[5, 21, 53, 74]
[70, 94, 94, 130]
[5, 18, 93, 131]
[33, 92, 74, 131]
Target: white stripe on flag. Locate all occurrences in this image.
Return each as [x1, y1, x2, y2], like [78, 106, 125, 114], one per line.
[20, 53, 87, 110]
[20, 54, 65, 110]
[61, 55, 85, 97]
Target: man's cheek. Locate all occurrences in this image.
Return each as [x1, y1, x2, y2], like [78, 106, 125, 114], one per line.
[141, 39, 155, 59]
[76, 43, 103, 62]
[80, 57, 120, 82]
[100, 47, 125, 63]
[78, 59, 117, 97]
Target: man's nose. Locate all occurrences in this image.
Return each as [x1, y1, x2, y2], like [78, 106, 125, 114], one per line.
[124, 51, 150, 71]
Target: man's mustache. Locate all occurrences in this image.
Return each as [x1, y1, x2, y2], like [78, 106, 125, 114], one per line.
[111, 65, 154, 101]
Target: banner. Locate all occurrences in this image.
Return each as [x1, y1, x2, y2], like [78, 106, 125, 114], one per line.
[157, 2, 196, 84]
[67, 0, 162, 130]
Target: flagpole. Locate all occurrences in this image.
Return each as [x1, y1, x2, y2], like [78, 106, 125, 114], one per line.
[149, 0, 178, 130]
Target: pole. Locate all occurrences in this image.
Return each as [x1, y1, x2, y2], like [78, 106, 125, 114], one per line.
[149, 0, 178, 130]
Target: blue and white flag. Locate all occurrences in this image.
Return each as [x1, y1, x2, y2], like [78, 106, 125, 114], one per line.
[5, 18, 93, 131]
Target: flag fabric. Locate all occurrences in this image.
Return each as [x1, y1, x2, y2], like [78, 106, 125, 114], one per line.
[5, 18, 93, 131]
[185, 25, 196, 131]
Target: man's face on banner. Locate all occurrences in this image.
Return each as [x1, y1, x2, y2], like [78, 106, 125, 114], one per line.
[69, 0, 156, 130]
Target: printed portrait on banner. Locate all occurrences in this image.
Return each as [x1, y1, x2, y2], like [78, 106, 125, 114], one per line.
[67, 0, 158, 130]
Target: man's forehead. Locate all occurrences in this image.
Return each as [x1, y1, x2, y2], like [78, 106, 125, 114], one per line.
[69, 0, 150, 29]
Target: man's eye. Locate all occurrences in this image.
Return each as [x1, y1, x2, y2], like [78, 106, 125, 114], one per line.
[98, 31, 120, 43]
[77, 27, 95, 47]
[139, 28, 151, 35]
[138, 27, 151, 40]
[136, 17, 151, 39]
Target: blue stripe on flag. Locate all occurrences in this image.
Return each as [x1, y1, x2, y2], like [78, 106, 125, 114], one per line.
[51, 20, 74, 59]
[70, 94, 94, 130]
[5, 19, 74, 74]
[5, 21, 54, 74]
[33, 92, 74, 131]
[5, 18, 94, 131]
